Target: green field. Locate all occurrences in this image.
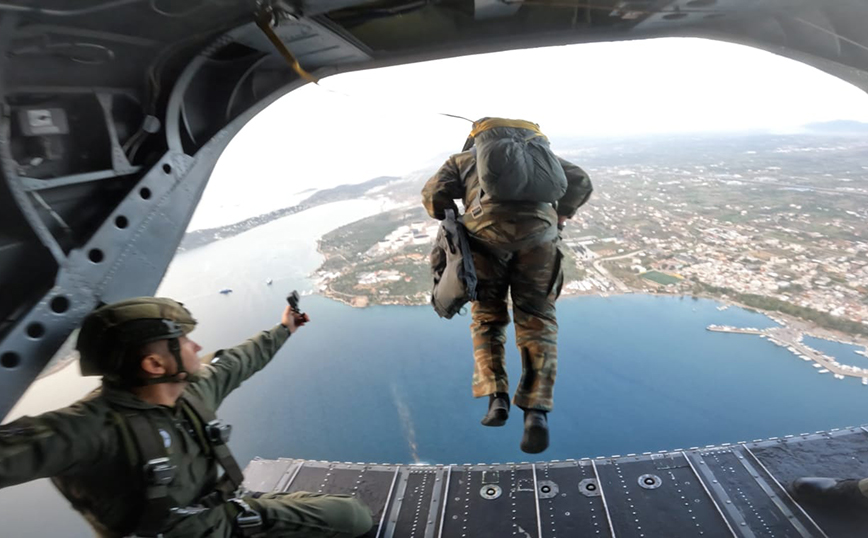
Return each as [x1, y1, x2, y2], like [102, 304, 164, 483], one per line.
[641, 271, 683, 286]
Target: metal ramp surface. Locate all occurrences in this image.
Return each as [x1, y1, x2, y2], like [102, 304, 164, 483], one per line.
[243, 427, 868, 537]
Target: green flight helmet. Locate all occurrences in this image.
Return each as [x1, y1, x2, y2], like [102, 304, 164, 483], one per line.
[77, 297, 197, 384]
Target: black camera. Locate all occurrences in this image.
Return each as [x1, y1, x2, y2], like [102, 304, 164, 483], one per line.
[286, 290, 301, 314]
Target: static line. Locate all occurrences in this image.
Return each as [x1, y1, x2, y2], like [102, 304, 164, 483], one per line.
[436, 465, 453, 538]
[680, 452, 739, 538]
[590, 460, 616, 538]
[531, 464, 543, 538]
[281, 460, 304, 492]
[375, 467, 401, 538]
[741, 445, 829, 538]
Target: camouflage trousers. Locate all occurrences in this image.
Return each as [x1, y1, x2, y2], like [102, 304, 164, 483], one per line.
[469, 237, 564, 412]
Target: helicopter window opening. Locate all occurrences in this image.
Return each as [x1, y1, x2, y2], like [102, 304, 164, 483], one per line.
[115, 215, 129, 229]
[25, 323, 45, 339]
[139, 187, 152, 199]
[87, 249, 104, 263]
[0, 352, 21, 369]
[162, 163, 172, 174]
[49, 296, 70, 314]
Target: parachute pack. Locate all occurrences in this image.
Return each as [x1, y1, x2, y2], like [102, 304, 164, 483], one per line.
[430, 209, 477, 319]
[469, 118, 567, 204]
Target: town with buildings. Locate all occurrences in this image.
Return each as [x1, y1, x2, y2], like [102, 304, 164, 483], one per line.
[314, 132, 868, 340]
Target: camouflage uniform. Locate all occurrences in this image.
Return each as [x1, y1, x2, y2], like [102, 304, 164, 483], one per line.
[0, 323, 372, 538]
[422, 150, 592, 411]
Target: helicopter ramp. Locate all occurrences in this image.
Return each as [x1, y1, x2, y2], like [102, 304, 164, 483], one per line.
[244, 426, 868, 537]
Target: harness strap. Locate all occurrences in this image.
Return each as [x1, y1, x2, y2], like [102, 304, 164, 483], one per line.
[125, 414, 175, 536]
[181, 392, 245, 488]
[117, 394, 245, 535]
[460, 149, 484, 219]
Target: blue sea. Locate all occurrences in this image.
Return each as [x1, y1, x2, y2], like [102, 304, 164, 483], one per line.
[3, 202, 867, 536]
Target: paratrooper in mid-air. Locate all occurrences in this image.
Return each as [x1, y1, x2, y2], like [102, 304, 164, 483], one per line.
[423, 117, 593, 453]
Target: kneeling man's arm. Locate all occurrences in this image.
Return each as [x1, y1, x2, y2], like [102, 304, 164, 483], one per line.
[190, 306, 308, 409]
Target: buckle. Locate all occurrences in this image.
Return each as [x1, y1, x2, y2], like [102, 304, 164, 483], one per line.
[231, 499, 263, 535]
[144, 457, 175, 486]
[206, 420, 232, 444]
[237, 511, 262, 529]
[470, 204, 483, 218]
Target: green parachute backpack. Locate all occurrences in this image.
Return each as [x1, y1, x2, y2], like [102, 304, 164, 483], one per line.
[468, 118, 567, 204]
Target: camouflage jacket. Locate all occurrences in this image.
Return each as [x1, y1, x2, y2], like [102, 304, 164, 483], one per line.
[0, 325, 290, 537]
[421, 151, 592, 249]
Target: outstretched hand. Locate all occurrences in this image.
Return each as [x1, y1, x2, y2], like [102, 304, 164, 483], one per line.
[281, 305, 310, 334]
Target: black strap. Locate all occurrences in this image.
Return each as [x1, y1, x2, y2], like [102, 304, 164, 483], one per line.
[462, 149, 484, 219]
[181, 392, 245, 488]
[125, 414, 175, 535]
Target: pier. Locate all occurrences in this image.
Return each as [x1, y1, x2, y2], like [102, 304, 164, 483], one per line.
[707, 324, 868, 381]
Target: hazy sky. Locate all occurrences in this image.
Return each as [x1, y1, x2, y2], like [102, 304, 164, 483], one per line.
[189, 37, 868, 230]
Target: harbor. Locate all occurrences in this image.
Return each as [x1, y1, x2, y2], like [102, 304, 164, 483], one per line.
[708, 321, 868, 382]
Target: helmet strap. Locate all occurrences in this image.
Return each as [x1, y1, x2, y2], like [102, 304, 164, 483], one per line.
[135, 337, 199, 386]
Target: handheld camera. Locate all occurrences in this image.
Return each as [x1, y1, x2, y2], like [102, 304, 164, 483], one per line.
[286, 290, 303, 315]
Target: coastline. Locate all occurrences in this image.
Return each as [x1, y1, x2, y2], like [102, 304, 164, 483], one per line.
[314, 270, 868, 352]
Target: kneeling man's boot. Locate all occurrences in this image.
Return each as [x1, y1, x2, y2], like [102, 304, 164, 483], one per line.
[791, 477, 868, 508]
[520, 410, 549, 454]
[481, 393, 510, 427]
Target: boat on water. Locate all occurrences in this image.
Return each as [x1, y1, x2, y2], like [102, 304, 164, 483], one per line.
[219, 288, 232, 295]
[266, 278, 273, 286]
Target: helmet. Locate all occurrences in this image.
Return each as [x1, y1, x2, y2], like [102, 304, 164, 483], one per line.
[77, 297, 197, 382]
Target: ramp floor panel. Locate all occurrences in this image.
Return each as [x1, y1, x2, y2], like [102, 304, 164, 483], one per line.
[535, 461, 607, 536]
[243, 427, 868, 537]
[284, 461, 399, 535]
[751, 429, 868, 537]
[381, 466, 446, 538]
[440, 464, 541, 538]
[694, 448, 814, 538]
[594, 453, 732, 538]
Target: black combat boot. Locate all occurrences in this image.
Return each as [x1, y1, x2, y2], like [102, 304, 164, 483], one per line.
[520, 410, 549, 454]
[791, 477, 868, 508]
[481, 393, 510, 427]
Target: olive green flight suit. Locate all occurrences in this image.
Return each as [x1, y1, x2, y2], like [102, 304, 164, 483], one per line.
[0, 325, 372, 538]
[422, 151, 592, 411]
